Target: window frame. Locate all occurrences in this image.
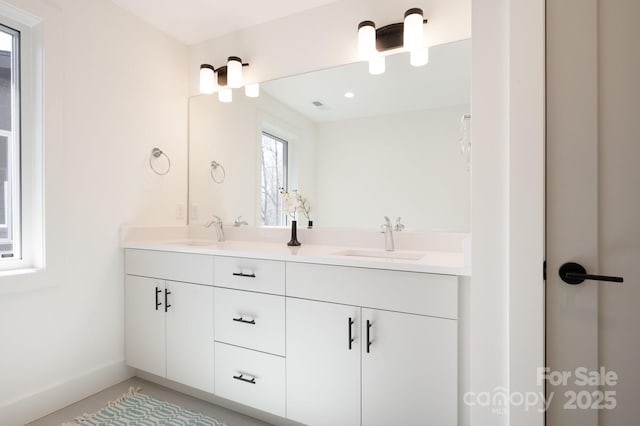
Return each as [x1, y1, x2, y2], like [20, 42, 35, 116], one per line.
[0, 4, 43, 275]
[0, 22, 21, 261]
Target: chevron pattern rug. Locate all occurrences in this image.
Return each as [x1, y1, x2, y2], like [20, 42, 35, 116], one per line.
[62, 387, 228, 426]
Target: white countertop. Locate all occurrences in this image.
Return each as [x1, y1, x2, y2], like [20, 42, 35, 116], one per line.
[122, 239, 470, 276]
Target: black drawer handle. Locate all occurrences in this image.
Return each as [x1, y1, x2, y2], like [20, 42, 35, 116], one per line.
[366, 320, 373, 353]
[348, 317, 355, 350]
[233, 374, 256, 384]
[233, 272, 256, 278]
[164, 289, 171, 312]
[233, 317, 256, 325]
[155, 287, 162, 310]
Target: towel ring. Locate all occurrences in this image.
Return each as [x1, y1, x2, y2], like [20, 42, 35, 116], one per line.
[150, 147, 171, 175]
[210, 160, 226, 184]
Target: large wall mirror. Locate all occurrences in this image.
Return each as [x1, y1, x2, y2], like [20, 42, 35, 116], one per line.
[188, 39, 471, 232]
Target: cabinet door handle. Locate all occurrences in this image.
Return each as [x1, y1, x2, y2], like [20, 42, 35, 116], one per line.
[233, 272, 256, 278]
[155, 287, 162, 311]
[232, 317, 256, 325]
[348, 317, 355, 350]
[366, 320, 372, 353]
[164, 289, 171, 312]
[233, 374, 256, 384]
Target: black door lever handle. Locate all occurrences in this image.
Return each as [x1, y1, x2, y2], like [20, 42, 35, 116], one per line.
[559, 262, 624, 285]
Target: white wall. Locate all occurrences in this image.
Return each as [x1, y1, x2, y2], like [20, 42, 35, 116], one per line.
[471, 1, 545, 426]
[0, 0, 188, 424]
[315, 104, 471, 231]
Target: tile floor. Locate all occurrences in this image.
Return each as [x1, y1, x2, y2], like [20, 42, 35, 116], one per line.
[27, 377, 272, 426]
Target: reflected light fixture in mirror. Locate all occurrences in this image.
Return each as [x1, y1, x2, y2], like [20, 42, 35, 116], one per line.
[199, 56, 259, 102]
[358, 8, 429, 75]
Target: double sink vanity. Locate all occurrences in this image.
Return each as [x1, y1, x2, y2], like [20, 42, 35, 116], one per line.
[124, 36, 472, 426]
[122, 230, 469, 426]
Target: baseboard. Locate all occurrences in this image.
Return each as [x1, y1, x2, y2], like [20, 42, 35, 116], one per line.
[0, 359, 134, 426]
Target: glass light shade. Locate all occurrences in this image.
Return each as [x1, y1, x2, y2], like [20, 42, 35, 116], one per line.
[218, 87, 232, 103]
[227, 56, 243, 88]
[245, 83, 260, 98]
[410, 47, 429, 66]
[199, 65, 216, 94]
[403, 9, 424, 52]
[369, 55, 385, 75]
[358, 21, 376, 60]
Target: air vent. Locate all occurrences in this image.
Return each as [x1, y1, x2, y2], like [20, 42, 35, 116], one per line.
[312, 100, 331, 111]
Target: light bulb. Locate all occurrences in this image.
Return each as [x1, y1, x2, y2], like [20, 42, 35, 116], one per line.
[358, 21, 376, 60]
[369, 55, 385, 75]
[410, 47, 429, 67]
[245, 83, 260, 98]
[403, 8, 424, 52]
[218, 87, 232, 103]
[199, 64, 216, 94]
[227, 56, 243, 88]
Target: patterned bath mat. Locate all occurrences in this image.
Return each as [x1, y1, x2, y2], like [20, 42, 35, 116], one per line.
[62, 387, 228, 425]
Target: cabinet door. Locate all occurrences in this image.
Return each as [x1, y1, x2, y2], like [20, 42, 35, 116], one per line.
[166, 281, 214, 393]
[125, 275, 166, 377]
[286, 298, 361, 426]
[362, 308, 457, 426]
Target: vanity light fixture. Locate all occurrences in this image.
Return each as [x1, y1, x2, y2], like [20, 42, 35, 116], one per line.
[344, 91, 355, 98]
[199, 56, 259, 102]
[199, 64, 216, 94]
[357, 8, 429, 75]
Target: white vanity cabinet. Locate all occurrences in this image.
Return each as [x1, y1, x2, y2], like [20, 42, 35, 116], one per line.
[123, 247, 460, 425]
[286, 262, 458, 426]
[124, 249, 215, 393]
[286, 298, 362, 426]
[360, 308, 457, 426]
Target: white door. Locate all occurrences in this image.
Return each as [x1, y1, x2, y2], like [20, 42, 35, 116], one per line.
[546, 0, 640, 425]
[166, 281, 215, 393]
[124, 275, 166, 377]
[286, 298, 361, 426]
[361, 308, 457, 426]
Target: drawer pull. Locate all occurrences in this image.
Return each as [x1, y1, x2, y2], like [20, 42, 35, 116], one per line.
[155, 287, 162, 311]
[233, 272, 256, 278]
[348, 317, 355, 350]
[366, 320, 373, 353]
[232, 317, 256, 325]
[164, 289, 172, 312]
[233, 374, 257, 384]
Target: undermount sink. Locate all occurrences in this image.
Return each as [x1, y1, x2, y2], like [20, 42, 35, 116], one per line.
[332, 249, 424, 261]
[164, 239, 218, 247]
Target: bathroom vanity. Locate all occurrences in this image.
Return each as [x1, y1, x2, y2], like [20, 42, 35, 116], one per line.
[122, 237, 467, 426]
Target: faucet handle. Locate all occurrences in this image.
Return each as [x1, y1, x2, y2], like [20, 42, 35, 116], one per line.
[234, 216, 248, 227]
[394, 217, 406, 232]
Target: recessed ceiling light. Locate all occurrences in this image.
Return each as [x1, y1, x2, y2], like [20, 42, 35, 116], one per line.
[344, 91, 355, 98]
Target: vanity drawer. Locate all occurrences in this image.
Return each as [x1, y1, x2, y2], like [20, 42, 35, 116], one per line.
[125, 249, 214, 285]
[286, 263, 458, 319]
[214, 288, 285, 356]
[214, 257, 285, 295]
[214, 342, 285, 417]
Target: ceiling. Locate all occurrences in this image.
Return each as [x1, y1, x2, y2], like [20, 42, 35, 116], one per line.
[261, 39, 471, 123]
[110, 0, 340, 45]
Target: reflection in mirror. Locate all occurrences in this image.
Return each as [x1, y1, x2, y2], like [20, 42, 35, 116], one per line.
[188, 39, 471, 232]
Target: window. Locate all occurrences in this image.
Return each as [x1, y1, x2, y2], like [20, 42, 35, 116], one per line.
[0, 23, 19, 260]
[260, 132, 288, 226]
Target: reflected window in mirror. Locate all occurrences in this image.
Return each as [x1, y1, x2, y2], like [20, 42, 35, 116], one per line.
[260, 132, 288, 226]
